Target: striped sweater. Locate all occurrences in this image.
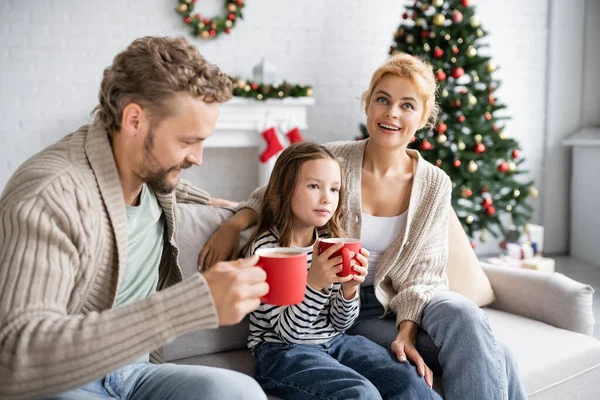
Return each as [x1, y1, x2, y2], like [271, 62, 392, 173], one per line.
[247, 229, 359, 349]
[242, 139, 452, 328]
[0, 121, 218, 400]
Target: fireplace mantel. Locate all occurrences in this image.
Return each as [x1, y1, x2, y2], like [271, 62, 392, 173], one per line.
[206, 97, 315, 185]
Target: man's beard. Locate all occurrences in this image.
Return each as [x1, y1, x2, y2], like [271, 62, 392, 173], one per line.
[140, 128, 192, 194]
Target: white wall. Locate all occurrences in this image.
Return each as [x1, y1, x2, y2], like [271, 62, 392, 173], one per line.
[0, 0, 550, 254]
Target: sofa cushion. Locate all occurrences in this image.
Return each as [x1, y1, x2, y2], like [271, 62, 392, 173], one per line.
[163, 204, 252, 361]
[485, 308, 600, 399]
[446, 209, 495, 307]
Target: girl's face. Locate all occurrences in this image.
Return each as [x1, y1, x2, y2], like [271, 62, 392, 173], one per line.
[366, 74, 426, 149]
[291, 158, 342, 230]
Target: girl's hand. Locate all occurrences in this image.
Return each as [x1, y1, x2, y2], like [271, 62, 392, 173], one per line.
[341, 248, 369, 299]
[308, 241, 353, 291]
[199, 221, 241, 270]
[391, 321, 433, 388]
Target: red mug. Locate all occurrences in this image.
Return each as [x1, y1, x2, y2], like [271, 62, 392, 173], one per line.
[255, 248, 308, 305]
[319, 238, 362, 277]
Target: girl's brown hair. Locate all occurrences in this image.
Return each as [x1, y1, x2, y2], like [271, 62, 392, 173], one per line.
[243, 142, 346, 255]
[92, 36, 232, 136]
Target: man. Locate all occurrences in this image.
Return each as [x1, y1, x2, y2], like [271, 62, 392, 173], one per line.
[0, 36, 269, 400]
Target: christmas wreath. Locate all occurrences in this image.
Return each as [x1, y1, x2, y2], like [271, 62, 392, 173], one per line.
[176, 0, 245, 39]
[228, 77, 313, 100]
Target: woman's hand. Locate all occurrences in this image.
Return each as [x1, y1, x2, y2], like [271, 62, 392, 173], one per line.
[391, 320, 433, 388]
[340, 248, 370, 299]
[308, 241, 353, 291]
[199, 221, 241, 270]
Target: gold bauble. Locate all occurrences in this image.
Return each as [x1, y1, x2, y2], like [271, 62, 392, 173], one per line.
[468, 94, 477, 106]
[278, 91, 284, 97]
[452, 181, 457, 188]
[442, 89, 449, 97]
[178, 4, 188, 12]
[429, 32, 436, 39]
[433, 14, 446, 26]
[423, 43, 431, 52]
[437, 134, 448, 144]
[466, 215, 474, 224]
[468, 160, 478, 173]
[529, 187, 539, 198]
[236, 79, 246, 88]
[228, 4, 237, 12]
[486, 62, 497, 73]
[201, 31, 210, 38]
[477, 28, 484, 37]
[415, 18, 425, 26]
[306, 88, 314, 97]
[458, 140, 466, 151]
[405, 34, 415, 44]
[433, 0, 444, 7]
[499, 131, 507, 139]
[470, 17, 480, 27]
[444, 33, 451, 40]
[225, 20, 233, 28]
[513, 189, 521, 198]
[244, 85, 251, 92]
[506, 205, 513, 211]
[473, 75, 480, 82]
[508, 161, 517, 172]
[197, 22, 205, 29]
[480, 228, 487, 242]
[451, 57, 457, 63]
[467, 46, 477, 57]
[257, 94, 263, 100]
[474, 134, 482, 143]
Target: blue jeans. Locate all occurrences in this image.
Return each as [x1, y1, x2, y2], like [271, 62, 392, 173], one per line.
[347, 287, 527, 400]
[252, 334, 440, 400]
[42, 362, 266, 400]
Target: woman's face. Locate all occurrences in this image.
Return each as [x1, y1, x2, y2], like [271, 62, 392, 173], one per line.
[366, 74, 425, 149]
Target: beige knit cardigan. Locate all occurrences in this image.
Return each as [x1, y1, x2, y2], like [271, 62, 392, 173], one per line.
[243, 139, 452, 328]
[0, 121, 218, 399]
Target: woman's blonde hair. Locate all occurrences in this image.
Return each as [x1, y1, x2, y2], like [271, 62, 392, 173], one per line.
[362, 53, 439, 130]
[242, 142, 346, 255]
[92, 36, 232, 136]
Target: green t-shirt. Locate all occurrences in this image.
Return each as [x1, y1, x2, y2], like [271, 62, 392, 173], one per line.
[114, 184, 164, 308]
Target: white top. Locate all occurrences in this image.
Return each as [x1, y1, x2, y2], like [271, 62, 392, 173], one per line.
[360, 211, 407, 286]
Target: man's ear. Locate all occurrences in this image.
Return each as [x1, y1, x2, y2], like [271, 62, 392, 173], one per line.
[121, 103, 145, 137]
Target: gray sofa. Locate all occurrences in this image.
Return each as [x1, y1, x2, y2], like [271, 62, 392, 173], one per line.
[166, 204, 600, 399]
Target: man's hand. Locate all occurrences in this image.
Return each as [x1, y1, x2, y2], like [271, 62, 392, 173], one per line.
[340, 248, 369, 300]
[391, 320, 433, 388]
[202, 255, 269, 326]
[208, 197, 239, 208]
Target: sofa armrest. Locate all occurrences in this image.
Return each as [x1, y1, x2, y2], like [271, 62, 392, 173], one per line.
[481, 263, 595, 335]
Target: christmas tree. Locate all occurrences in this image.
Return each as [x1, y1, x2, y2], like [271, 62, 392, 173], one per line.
[360, 0, 537, 245]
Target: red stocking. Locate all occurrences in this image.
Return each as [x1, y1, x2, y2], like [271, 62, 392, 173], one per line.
[259, 127, 284, 163]
[286, 127, 304, 144]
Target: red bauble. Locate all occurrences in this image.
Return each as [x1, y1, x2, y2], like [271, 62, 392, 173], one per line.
[486, 206, 496, 216]
[498, 161, 509, 172]
[485, 112, 493, 120]
[474, 143, 486, 153]
[493, 124, 500, 132]
[451, 67, 465, 79]
[236, 0, 243, 5]
[453, 159, 461, 168]
[195, 13, 201, 19]
[481, 187, 489, 193]
[250, 82, 259, 90]
[421, 30, 430, 38]
[461, 88, 467, 95]
[452, 10, 463, 23]
[228, 13, 236, 20]
[184, 17, 192, 24]
[482, 197, 493, 207]
[420, 140, 433, 151]
[209, 29, 216, 36]
[463, 189, 473, 197]
[203, 18, 210, 24]
[512, 149, 520, 159]
[225, 28, 231, 34]
[436, 70, 447, 81]
[489, 95, 495, 105]
[470, 241, 476, 249]
[435, 159, 442, 167]
[402, 12, 409, 19]
[433, 48, 444, 58]
[462, 0, 469, 5]
[437, 122, 447, 133]
[452, 46, 459, 55]
[499, 240, 508, 249]
[458, 115, 466, 123]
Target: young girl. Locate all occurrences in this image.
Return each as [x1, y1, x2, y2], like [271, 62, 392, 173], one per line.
[244, 142, 439, 400]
